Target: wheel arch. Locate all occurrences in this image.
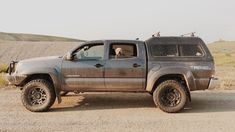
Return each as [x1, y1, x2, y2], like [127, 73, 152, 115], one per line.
[146, 67, 195, 101]
[151, 74, 191, 101]
[19, 70, 62, 103]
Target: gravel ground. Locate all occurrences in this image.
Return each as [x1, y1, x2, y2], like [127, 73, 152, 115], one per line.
[1, 89, 235, 132]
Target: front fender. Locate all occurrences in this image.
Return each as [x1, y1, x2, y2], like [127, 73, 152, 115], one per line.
[146, 66, 196, 92]
[20, 67, 62, 103]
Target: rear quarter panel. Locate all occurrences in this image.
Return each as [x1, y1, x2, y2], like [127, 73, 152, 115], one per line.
[145, 37, 215, 91]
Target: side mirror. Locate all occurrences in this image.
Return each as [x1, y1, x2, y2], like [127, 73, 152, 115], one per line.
[66, 52, 73, 61]
[84, 46, 89, 51]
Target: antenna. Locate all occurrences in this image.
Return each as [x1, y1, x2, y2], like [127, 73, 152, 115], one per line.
[181, 32, 196, 37]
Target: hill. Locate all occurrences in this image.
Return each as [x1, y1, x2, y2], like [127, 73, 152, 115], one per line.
[0, 41, 81, 64]
[0, 32, 84, 42]
[208, 40, 235, 67]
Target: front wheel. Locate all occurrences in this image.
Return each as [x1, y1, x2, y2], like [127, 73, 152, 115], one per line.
[21, 79, 56, 112]
[153, 80, 187, 113]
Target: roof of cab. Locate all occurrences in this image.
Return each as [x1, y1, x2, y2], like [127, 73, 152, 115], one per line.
[83, 39, 144, 44]
[145, 36, 204, 45]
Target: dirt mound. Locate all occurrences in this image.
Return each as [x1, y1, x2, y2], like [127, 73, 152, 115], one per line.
[0, 41, 82, 64]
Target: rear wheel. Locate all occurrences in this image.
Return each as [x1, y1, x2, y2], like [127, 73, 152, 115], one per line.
[21, 79, 56, 112]
[153, 80, 187, 113]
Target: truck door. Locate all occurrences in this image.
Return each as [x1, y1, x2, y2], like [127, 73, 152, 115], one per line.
[104, 42, 146, 91]
[61, 43, 105, 91]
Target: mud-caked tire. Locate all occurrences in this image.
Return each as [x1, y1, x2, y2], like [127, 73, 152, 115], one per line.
[153, 80, 187, 113]
[21, 79, 56, 112]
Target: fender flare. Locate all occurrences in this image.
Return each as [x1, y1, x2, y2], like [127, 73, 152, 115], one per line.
[146, 66, 196, 92]
[21, 67, 62, 103]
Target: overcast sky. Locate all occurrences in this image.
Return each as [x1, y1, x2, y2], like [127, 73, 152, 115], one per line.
[0, 0, 234, 42]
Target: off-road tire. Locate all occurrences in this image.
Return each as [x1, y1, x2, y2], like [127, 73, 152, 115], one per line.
[21, 79, 56, 112]
[153, 80, 187, 113]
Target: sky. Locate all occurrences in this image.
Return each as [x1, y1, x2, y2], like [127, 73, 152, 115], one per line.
[0, 0, 234, 43]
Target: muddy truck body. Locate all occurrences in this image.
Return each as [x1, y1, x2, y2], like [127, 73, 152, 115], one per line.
[7, 36, 217, 113]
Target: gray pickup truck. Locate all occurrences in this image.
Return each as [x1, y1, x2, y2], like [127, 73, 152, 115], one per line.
[7, 36, 217, 113]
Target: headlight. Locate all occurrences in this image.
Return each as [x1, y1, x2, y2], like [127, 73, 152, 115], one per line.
[8, 61, 18, 75]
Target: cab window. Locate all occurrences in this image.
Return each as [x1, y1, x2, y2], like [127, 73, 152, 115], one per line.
[73, 44, 104, 60]
[109, 43, 137, 59]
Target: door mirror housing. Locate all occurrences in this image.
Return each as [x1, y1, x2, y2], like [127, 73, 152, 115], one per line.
[66, 52, 73, 61]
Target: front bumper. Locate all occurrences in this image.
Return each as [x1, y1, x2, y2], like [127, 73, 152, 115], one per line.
[6, 73, 27, 86]
[6, 61, 27, 86]
[208, 77, 219, 89]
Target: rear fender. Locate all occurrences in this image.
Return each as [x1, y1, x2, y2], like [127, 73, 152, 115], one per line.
[146, 66, 196, 92]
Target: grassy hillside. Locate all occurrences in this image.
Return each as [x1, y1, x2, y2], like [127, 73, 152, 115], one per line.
[208, 40, 235, 67]
[0, 32, 84, 42]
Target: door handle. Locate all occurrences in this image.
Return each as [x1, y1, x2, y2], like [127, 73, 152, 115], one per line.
[133, 63, 141, 68]
[94, 63, 103, 68]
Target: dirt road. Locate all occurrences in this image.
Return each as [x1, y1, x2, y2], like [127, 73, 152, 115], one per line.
[1, 89, 235, 132]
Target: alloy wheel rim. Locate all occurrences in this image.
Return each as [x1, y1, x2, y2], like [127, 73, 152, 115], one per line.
[27, 87, 47, 106]
[160, 87, 181, 107]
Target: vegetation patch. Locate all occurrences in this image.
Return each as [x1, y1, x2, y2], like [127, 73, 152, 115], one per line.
[0, 73, 7, 87]
[208, 41, 235, 89]
[0, 64, 8, 87]
[0, 63, 8, 73]
[208, 41, 235, 67]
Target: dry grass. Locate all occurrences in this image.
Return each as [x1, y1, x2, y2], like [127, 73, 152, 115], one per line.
[0, 63, 8, 73]
[0, 64, 8, 87]
[208, 40, 235, 89]
[0, 73, 7, 87]
[208, 40, 235, 67]
[214, 66, 235, 90]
